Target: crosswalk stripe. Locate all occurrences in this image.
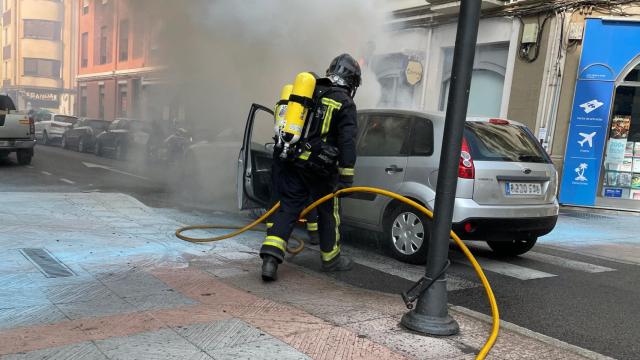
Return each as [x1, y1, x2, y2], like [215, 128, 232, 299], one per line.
[352, 256, 479, 291]
[522, 252, 616, 273]
[452, 254, 557, 280]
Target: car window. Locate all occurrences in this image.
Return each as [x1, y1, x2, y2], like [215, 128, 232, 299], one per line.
[118, 121, 131, 130]
[42, 113, 52, 121]
[464, 122, 550, 163]
[108, 120, 120, 131]
[411, 117, 434, 156]
[54, 115, 78, 124]
[87, 120, 108, 130]
[358, 114, 411, 157]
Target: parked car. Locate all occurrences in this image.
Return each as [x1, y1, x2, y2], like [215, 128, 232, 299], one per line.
[94, 118, 151, 160]
[238, 105, 559, 263]
[61, 118, 110, 153]
[0, 95, 35, 165]
[34, 110, 78, 145]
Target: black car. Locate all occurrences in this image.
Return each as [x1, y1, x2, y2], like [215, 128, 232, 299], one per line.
[94, 118, 151, 160]
[61, 118, 110, 152]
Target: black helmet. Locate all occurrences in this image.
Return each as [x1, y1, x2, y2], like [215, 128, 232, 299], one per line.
[326, 54, 362, 97]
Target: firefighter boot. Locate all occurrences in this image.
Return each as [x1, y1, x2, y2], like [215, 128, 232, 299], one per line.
[261, 255, 279, 281]
[321, 255, 353, 272]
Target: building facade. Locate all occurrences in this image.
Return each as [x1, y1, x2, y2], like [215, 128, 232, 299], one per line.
[384, 0, 640, 212]
[1, 0, 77, 113]
[77, 0, 165, 122]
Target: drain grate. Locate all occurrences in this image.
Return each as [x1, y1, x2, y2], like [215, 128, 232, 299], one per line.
[20, 248, 75, 278]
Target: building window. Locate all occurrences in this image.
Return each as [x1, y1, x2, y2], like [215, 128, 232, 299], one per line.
[23, 58, 61, 78]
[99, 26, 108, 65]
[81, 32, 88, 67]
[79, 86, 87, 117]
[98, 84, 105, 119]
[118, 20, 129, 62]
[2, 45, 10, 60]
[3, 10, 11, 26]
[82, 0, 89, 15]
[132, 17, 144, 59]
[118, 83, 128, 117]
[24, 20, 61, 41]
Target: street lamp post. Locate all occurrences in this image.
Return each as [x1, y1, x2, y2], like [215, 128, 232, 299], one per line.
[401, 0, 482, 335]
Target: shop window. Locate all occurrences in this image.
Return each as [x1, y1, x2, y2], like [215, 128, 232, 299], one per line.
[23, 58, 60, 78]
[602, 84, 640, 201]
[82, 0, 89, 15]
[440, 69, 505, 117]
[118, 20, 129, 62]
[623, 64, 640, 83]
[439, 44, 508, 117]
[23, 20, 61, 41]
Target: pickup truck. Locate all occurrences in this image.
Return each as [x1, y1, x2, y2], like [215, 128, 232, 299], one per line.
[0, 95, 35, 165]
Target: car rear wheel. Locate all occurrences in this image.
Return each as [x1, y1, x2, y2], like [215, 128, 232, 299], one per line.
[61, 136, 68, 149]
[16, 149, 33, 165]
[487, 236, 537, 256]
[385, 204, 430, 264]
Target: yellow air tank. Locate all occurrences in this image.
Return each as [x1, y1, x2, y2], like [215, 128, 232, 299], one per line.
[274, 84, 293, 138]
[281, 73, 316, 152]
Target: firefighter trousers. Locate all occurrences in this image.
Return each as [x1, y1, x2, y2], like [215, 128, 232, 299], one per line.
[267, 157, 319, 233]
[261, 162, 341, 263]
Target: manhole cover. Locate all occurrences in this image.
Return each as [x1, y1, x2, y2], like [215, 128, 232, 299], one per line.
[20, 248, 75, 278]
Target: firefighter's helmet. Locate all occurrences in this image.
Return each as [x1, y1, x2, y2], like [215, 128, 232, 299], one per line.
[326, 54, 361, 97]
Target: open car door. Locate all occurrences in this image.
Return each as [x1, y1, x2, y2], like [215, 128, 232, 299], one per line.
[237, 103, 276, 210]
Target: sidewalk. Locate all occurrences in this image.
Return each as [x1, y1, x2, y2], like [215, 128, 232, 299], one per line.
[0, 193, 607, 359]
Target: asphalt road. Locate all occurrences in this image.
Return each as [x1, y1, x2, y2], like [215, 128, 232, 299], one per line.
[1, 144, 639, 359]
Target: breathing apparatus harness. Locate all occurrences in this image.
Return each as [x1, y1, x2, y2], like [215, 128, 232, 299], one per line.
[275, 75, 347, 177]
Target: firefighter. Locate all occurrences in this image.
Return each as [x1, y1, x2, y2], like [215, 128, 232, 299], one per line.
[260, 54, 361, 281]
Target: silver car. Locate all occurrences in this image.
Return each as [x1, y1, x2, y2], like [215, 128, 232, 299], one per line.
[238, 105, 559, 264]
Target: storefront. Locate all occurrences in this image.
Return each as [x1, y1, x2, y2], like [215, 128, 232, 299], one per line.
[370, 17, 517, 117]
[560, 18, 640, 211]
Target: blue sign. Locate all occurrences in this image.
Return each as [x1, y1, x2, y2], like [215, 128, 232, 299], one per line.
[560, 19, 640, 206]
[604, 188, 623, 198]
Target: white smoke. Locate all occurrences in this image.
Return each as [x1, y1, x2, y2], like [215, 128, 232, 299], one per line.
[144, 0, 387, 209]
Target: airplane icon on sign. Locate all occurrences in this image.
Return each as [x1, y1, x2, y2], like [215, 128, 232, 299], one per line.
[578, 132, 596, 148]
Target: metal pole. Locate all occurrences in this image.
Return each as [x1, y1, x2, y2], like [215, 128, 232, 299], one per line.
[401, 0, 482, 336]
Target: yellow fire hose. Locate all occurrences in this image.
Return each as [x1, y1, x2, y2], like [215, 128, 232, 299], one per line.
[176, 186, 499, 360]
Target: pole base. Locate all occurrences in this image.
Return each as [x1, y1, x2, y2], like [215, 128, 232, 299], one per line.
[401, 310, 460, 336]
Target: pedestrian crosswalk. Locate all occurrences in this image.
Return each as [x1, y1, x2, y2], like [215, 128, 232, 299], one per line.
[342, 242, 617, 290]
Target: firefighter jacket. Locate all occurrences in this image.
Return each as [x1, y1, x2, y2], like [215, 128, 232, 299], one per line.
[295, 79, 357, 183]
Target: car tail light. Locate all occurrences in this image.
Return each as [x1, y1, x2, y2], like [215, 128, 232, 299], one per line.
[464, 222, 476, 233]
[489, 118, 510, 125]
[459, 137, 475, 179]
[29, 117, 35, 134]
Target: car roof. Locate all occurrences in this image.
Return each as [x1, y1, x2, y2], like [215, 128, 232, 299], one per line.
[358, 108, 525, 127]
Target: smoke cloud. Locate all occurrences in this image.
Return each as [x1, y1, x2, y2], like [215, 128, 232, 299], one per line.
[143, 0, 386, 210]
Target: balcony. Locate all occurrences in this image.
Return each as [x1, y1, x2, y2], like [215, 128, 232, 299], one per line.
[391, 0, 523, 26]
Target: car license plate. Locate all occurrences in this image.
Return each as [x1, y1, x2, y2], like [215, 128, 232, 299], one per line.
[506, 182, 542, 196]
